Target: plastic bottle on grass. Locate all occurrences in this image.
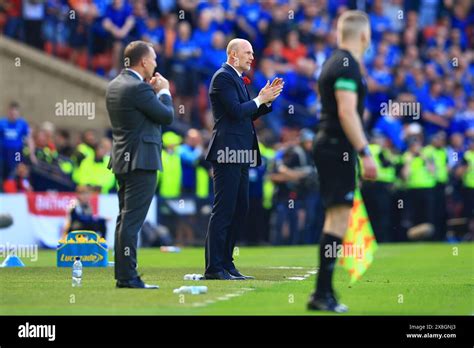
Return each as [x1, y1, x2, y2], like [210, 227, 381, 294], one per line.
[173, 286, 207, 294]
[72, 257, 82, 287]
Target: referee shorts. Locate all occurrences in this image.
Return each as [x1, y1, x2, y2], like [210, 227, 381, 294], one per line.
[312, 136, 356, 209]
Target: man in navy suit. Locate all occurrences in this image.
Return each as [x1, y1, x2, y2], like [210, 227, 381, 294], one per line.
[204, 38, 284, 280]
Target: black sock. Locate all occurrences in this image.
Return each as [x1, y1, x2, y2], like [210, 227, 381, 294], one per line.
[315, 233, 342, 296]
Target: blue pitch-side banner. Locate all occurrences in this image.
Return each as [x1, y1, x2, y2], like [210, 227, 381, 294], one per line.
[57, 230, 108, 267]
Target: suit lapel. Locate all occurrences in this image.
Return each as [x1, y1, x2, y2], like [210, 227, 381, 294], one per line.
[242, 81, 251, 100]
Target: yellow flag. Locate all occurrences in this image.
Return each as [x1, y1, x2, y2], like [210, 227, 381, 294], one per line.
[339, 188, 378, 283]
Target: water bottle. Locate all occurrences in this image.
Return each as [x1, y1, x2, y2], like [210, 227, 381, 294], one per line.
[72, 257, 82, 287]
[173, 286, 207, 294]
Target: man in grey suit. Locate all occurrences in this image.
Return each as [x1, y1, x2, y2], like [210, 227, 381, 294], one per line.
[106, 41, 174, 289]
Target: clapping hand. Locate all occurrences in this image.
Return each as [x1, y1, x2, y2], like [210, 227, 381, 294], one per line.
[258, 77, 284, 104]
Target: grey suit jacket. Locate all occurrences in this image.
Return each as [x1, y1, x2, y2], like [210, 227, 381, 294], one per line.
[106, 70, 174, 174]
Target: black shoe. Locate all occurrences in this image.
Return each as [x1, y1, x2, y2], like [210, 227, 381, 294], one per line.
[227, 268, 254, 280]
[307, 292, 348, 313]
[116, 276, 159, 289]
[203, 270, 243, 280]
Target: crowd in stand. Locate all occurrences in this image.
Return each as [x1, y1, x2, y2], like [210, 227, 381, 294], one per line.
[0, 0, 473, 244]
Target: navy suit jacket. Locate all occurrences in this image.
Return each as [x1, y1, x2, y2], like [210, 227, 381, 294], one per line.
[205, 63, 272, 167]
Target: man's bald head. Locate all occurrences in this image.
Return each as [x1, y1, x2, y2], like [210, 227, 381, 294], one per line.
[226, 38, 254, 73]
[226, 38, 248, 56]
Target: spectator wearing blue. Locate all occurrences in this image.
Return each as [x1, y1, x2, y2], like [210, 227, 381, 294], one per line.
[376, 38, 400, 68]
[369, 0, 393, 43]
[200, 0, 237, 35]
[382, 0, 404, 33]
[143, 16, 164, 50]
[128, 0, 148, 42]
[308, 3, 331, 36]
[172, 20, 201, 124]
[447, 132, 466, 170]
[43, 0, 70, 52]
[367, 54, 393, 126]
[148, 0, 176, 16]
[451, 82, 468, 113]
[235, 0, 271, 53]
[423, 79, 456, 137]
[279, 57, 318, 129]
[93, 0, 110, 18]
[192, 10, 222, 86]
[451, 97, 474, 136]
[407, 65, 430, 107]
[449, 1, 474, 41]
[388, 65, 409, 99]
[384, 30, 403, 64]
[373, 106, 405, 153]
[416, 0, 445, 28]
[265, 6, 291, 43]
[86, 0, 112, 60]
[308, 35, 331, 78]
[102, 0, 135, 77]
[68, 0, 98, 69]
[0, 102, 36, 183]
[252, 58, 282, 135]
[179, 129, 204, 196]
[192, 9, 217, 52]
[201, 31, 227, 86]
[3, 0, 22, 40]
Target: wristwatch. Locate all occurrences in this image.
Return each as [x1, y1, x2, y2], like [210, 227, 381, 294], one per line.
[357, 145, 371, 158]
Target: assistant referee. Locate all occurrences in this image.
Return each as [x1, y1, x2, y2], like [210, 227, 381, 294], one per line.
[308, 10, 377, 313]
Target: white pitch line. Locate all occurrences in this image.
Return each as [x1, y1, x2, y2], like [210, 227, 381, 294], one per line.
[287, 277, 306, 281]
[190, 287, 254, 308]
[224, 293, 241, 298]
[287, 269, 318, 281]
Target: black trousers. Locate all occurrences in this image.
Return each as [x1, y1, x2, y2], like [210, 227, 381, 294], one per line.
[361, 181, 392, 243]
[114, 169, 157, 281]
[205, 162, 249, 274]
[407, 188, 435, 228]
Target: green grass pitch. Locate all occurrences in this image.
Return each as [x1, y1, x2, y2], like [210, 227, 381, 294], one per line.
[0, 243, 472, 315]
